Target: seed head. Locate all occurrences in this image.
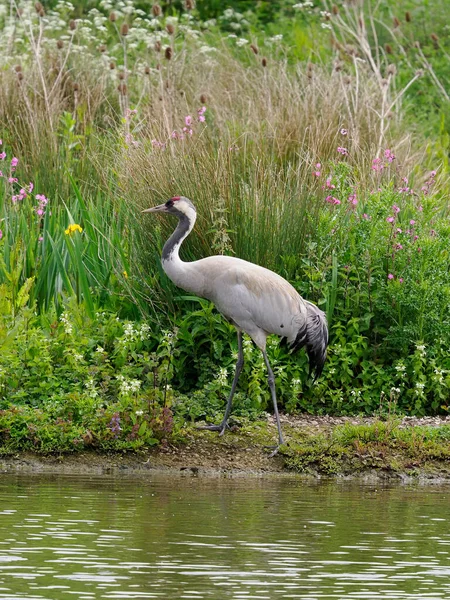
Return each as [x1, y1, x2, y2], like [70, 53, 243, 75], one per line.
[250, 44, 258, 54]
[343, 75, 351, 85]
[431, 32, 439, 42]
[332, 4, 339, 14]
[387, 64, 397, 76]
[166, 23, 175, 35]
[185, 0, 195, 9]
[57, 39, 63, 49]
[69, 19, 76, 30]
[154, 40, 161, 52]
[393, 16, 400, 28]
[14, 65, 22, 72]
[118, 83, 128, 95]
[120, 23, 129, 36]
[99, 44, 106, 53]
[145, 65, 150, 74]
[261, 57, 267, 67]
[17, 72, 24, 81]
[165, 46, 172, 60]
[73, 82, 79, 92]
[334, 60, 342, 72]
[200, 93, 207, 103]
[381, 78, 389, 87]
[38, 8, 45, 17]
[109, 62, 116, 70]
[118, 71, 125, 80]
[34, 2, 43, 14]
[109, 11, 117, 22]
[405, 11, 411, 22]
[152, 4, 162, 17]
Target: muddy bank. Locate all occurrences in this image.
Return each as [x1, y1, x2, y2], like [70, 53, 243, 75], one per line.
[1, 415, 450, 481]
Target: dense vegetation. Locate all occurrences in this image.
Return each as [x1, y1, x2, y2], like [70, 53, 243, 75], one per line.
[0, 0, 449, 452]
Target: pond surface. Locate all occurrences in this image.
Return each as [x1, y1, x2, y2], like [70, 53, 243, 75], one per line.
[0, 473, 449, 599]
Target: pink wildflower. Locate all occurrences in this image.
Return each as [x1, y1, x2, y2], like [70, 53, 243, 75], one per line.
[0, 171, 3, 177]
[394, 243, 403, 250]
[28, 182, 34, 193]
[185, 115, 193, 126]
[348, 193, 357, 206]
[384, 148, 395, 163]
[315, 163, 321, 169]
[388, 274, 394, 280]
[8, 177, 18, 183]
[430, 229, 436, 236]
[386, 216, 395, 223]
[313, 170, 321, 177]
[396, 228, 402, 234]
[371, 157, 383, 172]
[198, 107, 206, 115]
[392, 204, 400, 214]
[399, 278, 404, 283]
[0, 230, 2, 240]
[11, 157, 18, 167]
[171, 131, 178, 139]
[38, 236, 43, 242]
[337, 146, 348, 156]
[198, 115, 206, 122]
[340, 128, 348, 135]
[0, 152, 6, 160]
[410, 219, 415, 225]
[362, 213, 370, 220]
[324, 178, 335, 190]
[418, 205, 423, 212]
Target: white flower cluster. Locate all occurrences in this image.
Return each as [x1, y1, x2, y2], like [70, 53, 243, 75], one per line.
[117, 374, 141, 396]
[293, 2, 314, 9]
[415, 382, 425, 394]
[415, 343, 426, 357]
[216, 368, 228, 386]
[120, 322, 151, 345]
[85, 377, 99, 399]
[60, 311, 73, 334]
[265, 34, 283, 46]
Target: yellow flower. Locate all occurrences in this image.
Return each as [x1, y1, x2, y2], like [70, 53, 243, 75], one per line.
[65, 223, 83, 235]
[123, 270, 128, 279]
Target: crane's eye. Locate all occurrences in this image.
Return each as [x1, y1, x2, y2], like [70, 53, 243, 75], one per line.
[165, 199, 174, 208]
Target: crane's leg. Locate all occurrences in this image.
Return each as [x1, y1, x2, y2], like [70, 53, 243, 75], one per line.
[197, 330, 244, 436]
[262, 349, 285, 454]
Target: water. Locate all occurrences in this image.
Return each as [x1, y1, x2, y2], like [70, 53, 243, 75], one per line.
[0, 475, 449, 599]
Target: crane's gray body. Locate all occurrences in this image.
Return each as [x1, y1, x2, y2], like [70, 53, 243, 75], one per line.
[164, 253, 315, 351]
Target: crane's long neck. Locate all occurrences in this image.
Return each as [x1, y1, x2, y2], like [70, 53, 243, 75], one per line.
[161, 211, 198, 292]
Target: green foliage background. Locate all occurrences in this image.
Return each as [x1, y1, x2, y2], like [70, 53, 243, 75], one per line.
[0, 0, 449, 452]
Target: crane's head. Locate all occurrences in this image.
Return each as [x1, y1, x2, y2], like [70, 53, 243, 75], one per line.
[142, 196, 196, 220]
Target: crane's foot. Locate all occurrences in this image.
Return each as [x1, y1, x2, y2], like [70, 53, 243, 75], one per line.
[264, 439, 285, 458]
[196, 422, 229, 436]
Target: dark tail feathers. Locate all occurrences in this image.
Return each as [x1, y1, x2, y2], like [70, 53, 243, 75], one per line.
[289, 302, 328, 379]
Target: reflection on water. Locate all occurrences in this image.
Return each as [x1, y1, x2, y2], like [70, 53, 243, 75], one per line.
[0, 474, 449, 599]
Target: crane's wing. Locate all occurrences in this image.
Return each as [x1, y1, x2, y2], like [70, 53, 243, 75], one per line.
[191, 256, 328, 374]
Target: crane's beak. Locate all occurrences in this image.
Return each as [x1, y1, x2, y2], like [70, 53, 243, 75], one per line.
[142, 203, 167, 213]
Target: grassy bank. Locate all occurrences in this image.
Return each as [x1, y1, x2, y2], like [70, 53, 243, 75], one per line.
[0, 0, 449, 448]
[2, 416, 450, 481]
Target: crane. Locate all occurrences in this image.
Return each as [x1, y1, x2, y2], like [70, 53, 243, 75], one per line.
[143, 196, 328, 453]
